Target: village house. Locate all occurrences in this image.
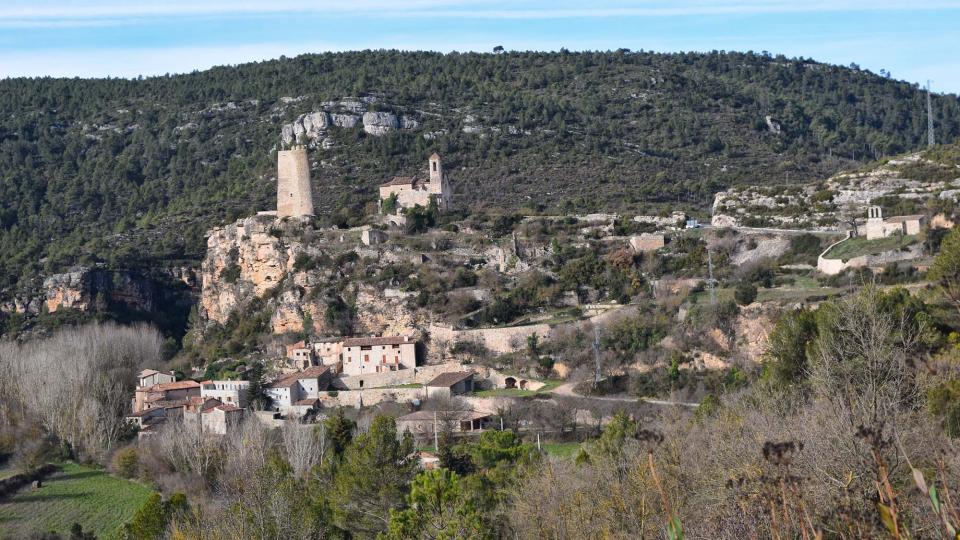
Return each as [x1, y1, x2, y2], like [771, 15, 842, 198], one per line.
[124, 407, 166, 435]
[378, 153, 452, 214]
[286, 340, 315, 369]
[341, 336, 417, 376]
[396, 410, 492, 436]
[312, 338, 345, 372]
[424, 371, 475, 399]
[183, 401, 244, 436]
[200, 379, 250, 408]
[265, 365, 332, 414]
[138, 369, 176, 388]
[133, 380, 201, 413]
[864, 206, 925, 240]
[361, 228, 388, 246]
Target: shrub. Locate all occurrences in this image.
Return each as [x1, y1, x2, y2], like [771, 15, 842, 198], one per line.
[112, 446, 139, 479]
[220, 263, 241, 283]
[734, 281, 758, 305]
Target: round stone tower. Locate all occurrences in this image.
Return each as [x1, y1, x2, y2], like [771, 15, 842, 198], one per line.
[277, 146, 314, 217]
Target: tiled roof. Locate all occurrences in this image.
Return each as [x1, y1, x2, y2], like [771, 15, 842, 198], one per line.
[267, 366, 330, 388]
[140, 380, 200, 392]
[397, 410, 490, 422]
[343, 336, 413, 347]
[425, 371, 474, 388]
[380, 176, 417, 187]
[205, 403, 241, 413]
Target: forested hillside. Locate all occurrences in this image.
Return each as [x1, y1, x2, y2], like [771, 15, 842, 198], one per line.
[1, 49, 958, 296]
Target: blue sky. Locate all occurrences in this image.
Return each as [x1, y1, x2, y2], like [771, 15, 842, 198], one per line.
[1, 1, 959, 93]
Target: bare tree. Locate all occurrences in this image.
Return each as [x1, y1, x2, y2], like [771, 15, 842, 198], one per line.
[0, 322, 162, 460]
[281, 419, 326, 477]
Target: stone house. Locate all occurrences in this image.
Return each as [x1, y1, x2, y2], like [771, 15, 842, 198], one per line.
[265, 366, 332, 413]
[200, 380, 250, 408]
[396, 410, 492, 437]
[124, 407, 165, 432]
[864, 207, 924, 240]
[138, 369, 176, 388]
[286, 340, 315, 369]
[341, 336, 417, 377]
[362, 228, 388, 246]
[378, 154, 452, 214]
[183, 401, 244, 436]
[134, 380, 201, 413]
[424, 371, 475, 399]
[311, 338, 344, 371]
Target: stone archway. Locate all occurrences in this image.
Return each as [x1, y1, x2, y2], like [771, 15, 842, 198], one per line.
[519, 380, 528, 390]
[504, 377, 517, 389]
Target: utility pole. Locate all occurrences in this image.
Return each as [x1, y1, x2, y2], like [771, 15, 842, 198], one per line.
[433, 411, 439, 451]
[927, 80, 935, 148]
[707, 248, 717, 305]
[592, 326, 602, 387]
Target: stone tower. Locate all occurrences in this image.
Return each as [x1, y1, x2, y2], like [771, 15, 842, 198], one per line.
[277, 146, 314, 217]
[427, 153, 452, 210]
[429, 153, 443, 186]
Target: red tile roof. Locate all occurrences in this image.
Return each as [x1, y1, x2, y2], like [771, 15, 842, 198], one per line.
[425, 371, 474, 388]
[343, 336, 414, 347]
[267, 366, 330, 388]
[140, 380, 201, 392]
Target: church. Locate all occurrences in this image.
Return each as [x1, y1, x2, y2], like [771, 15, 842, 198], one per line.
[378, 153, 453, 214]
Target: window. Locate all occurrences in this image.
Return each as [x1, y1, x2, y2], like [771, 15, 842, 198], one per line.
[364, 355, 369, 363]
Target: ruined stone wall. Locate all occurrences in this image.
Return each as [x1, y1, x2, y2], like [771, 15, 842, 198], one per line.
[429, 323, 552, 355]
[331, 362, 475, 390]
[277, 147, 314, 217]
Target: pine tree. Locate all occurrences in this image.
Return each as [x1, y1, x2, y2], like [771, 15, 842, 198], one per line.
[245, 362, 269, 410]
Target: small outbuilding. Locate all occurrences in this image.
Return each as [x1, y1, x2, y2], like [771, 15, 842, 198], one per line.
[397, 410, 492, 436]
[424, 371, 475, 399]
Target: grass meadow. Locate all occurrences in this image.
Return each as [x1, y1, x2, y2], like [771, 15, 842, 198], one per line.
[0, 462, 154, 539]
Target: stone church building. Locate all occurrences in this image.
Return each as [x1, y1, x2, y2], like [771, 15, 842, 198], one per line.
[378, 153, 452, 214]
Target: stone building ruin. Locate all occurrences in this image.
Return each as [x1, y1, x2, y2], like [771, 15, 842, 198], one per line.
[276, 146, 314, 218]
[378, 153, 452, 214]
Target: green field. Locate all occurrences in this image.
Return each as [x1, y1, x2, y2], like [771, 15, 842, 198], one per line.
[0, 462, 155, 539]
[823, 234, 917, 261]
[542, 442, 583, 459]
[0, 465, 19, 480]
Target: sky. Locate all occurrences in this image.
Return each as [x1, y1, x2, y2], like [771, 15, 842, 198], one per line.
[1, 1, 959, 93]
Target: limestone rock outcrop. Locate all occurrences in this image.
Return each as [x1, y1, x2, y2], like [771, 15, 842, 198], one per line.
[362, 112, 399, 136]
[198, 215, 425, 339]
[278, 99, 421, 145]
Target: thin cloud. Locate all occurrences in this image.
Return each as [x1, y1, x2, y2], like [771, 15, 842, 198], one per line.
[2, 0, 958, 27]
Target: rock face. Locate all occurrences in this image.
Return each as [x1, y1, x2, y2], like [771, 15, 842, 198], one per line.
[199, 215, 424, 338]
[278, 99, 420, 145]
[362, 112, 399, 136]
[35, 267, 195, 318]
[281, 111, 330, 145]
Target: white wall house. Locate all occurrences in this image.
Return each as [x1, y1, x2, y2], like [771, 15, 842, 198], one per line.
[138, 369, 176, 388]
[201, 380, 250, 408]
[265, 366, 332, 413]
[341, 336, 417, 377]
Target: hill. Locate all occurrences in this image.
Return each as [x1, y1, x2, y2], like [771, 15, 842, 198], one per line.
[0, 49, 958, 321]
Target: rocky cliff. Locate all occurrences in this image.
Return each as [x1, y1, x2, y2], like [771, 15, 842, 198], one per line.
[198, 215, 427, 339]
